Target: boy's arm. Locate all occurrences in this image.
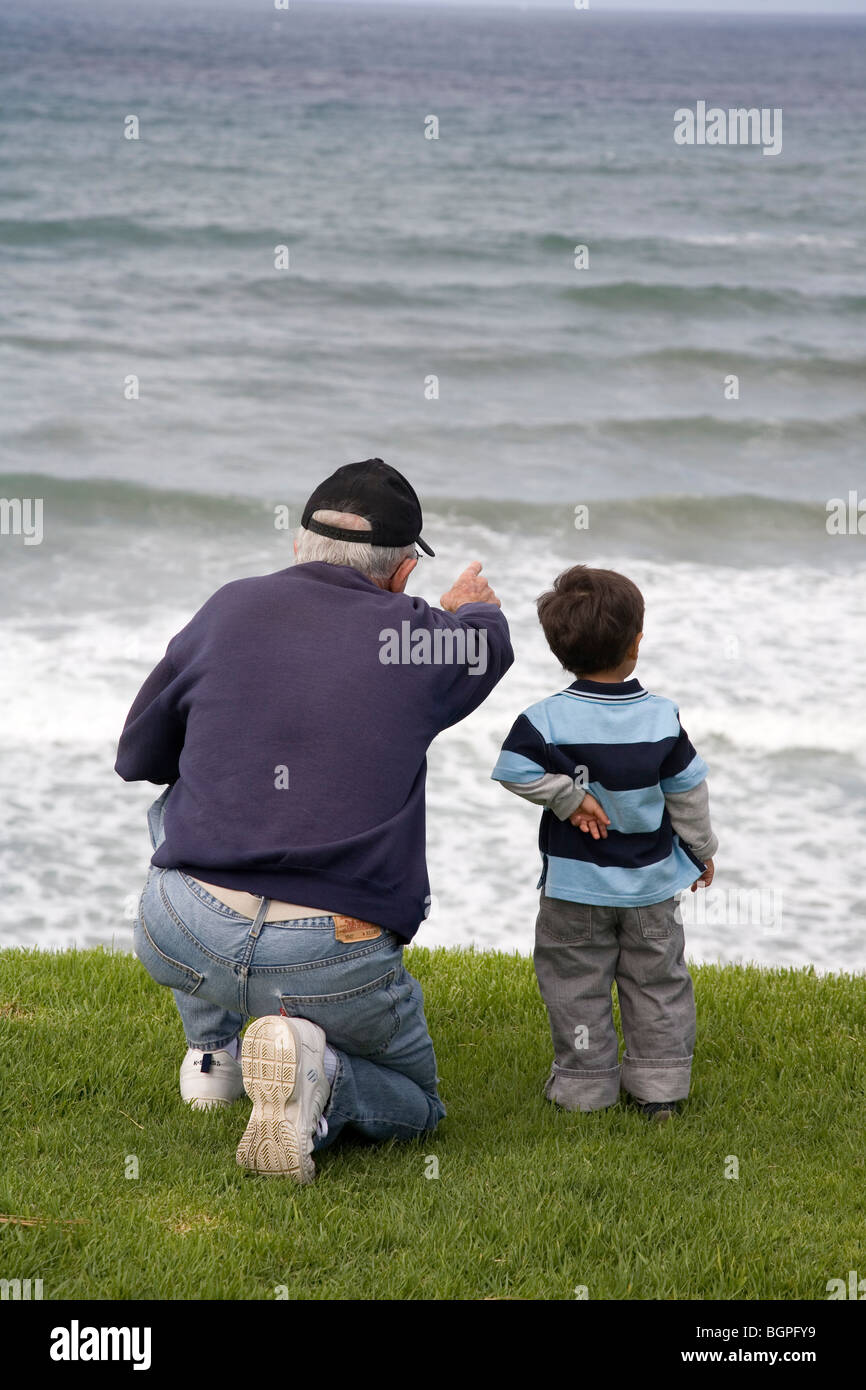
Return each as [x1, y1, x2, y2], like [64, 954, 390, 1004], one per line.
[492, 710, 577, 810]
[498, 772, 587, 821]
[664, 780, 718, 861]
[491, 709, 609, 829]
[659, 711, 718, 861]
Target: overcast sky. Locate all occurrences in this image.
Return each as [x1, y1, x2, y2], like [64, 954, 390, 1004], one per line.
[323, 0, 866, 13]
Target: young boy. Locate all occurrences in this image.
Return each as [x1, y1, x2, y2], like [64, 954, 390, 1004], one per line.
[491, 565, 716, 1121]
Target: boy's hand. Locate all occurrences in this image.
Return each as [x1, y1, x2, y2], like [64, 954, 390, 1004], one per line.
[569, 791, 610, 840]
[440, 561, 501, 611]
[691, 858, 715, 891]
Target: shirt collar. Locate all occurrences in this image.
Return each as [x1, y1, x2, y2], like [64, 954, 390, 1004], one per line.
[284, 561, 385, 593]
[566, 678, 646, 702]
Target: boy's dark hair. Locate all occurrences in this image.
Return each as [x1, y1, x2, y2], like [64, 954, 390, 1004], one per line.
[536, 566, 645, 676]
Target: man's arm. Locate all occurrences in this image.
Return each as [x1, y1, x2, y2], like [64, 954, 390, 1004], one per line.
[422, 561, 514, 730]
[115, 647, 187, 785]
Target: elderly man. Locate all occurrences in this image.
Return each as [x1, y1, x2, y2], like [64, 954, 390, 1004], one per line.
[116, 459, 512, 1182]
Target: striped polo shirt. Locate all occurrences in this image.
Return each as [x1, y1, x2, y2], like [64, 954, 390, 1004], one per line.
[491, 678, 709, 907]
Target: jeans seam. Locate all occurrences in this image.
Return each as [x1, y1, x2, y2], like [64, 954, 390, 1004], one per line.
[552, 1062, 620, 1075]
[260, 935, 397, 973]
[326, 1106, 438, 1132]
[266, 917, 337, 928]
[623, 1055, 692, 1064]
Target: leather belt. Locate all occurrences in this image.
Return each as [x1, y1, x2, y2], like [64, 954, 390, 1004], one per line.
[191, 877, 328, 921]
[191, 877, 384, 941]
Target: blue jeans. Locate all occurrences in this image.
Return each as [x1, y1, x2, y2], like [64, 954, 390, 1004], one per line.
[133, 793, 445, 1150]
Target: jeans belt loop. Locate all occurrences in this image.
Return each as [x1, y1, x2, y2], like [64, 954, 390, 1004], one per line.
[248, 896, 271, 940]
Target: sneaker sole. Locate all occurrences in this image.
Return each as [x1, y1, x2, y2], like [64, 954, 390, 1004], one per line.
[236, 1016, 313, 1182]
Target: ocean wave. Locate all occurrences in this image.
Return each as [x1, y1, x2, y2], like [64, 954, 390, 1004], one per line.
[0, 472, 272, 529]
[405, 412, 866, 448]
[0, 215, 287, 250]
[373, 341, 866, 381]
[620, 347, 866, 381]
[562, 280, 866, 315]
[539, 230, 858, 253]
[0, 472, 844, 539]
[6, 214, 853, 263]
[12, 268, 838, 319]
[2, 333, 861, 387]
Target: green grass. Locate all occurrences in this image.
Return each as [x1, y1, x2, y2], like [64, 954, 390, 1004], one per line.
[1, 946, 864, 1300]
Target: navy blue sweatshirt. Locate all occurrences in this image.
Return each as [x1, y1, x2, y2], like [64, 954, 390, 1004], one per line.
[116, 562, 513, 940]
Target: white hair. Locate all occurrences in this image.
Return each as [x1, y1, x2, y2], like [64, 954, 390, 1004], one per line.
[294, 509, 416, 582]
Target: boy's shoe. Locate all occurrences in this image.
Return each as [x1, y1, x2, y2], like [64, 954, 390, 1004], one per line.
[236, 1015, 330, 1183]
[636, 1099, 679, 1123]
[180, 1047, 245, 1110]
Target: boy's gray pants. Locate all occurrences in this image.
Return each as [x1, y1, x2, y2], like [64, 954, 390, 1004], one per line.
[533, 892, 695, 1111]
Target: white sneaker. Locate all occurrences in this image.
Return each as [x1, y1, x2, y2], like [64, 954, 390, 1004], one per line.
[180, 1046, 245, 1110]
[236, 1015, 330, 1182]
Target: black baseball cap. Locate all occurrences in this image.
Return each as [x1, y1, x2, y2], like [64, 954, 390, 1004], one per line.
[301, 458, 435, 556]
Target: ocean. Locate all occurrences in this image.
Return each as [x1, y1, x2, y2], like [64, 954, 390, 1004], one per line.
[1, 0, 864, 970]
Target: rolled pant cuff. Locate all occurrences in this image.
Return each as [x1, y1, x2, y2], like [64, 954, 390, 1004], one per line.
[545, 1062, 621, 1112]
[186, 1032, 239, 1052]
[621, 1054, 692, 1103]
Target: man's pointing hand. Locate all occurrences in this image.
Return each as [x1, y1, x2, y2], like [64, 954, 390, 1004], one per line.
[440, 561, 501, 612]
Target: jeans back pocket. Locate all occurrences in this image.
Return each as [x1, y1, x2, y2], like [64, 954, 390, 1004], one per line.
[280, 966, 408, 1058]
[635, 897, 680, 940]
[134, 913, 204, 996]
[536, 894, 592, 944]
